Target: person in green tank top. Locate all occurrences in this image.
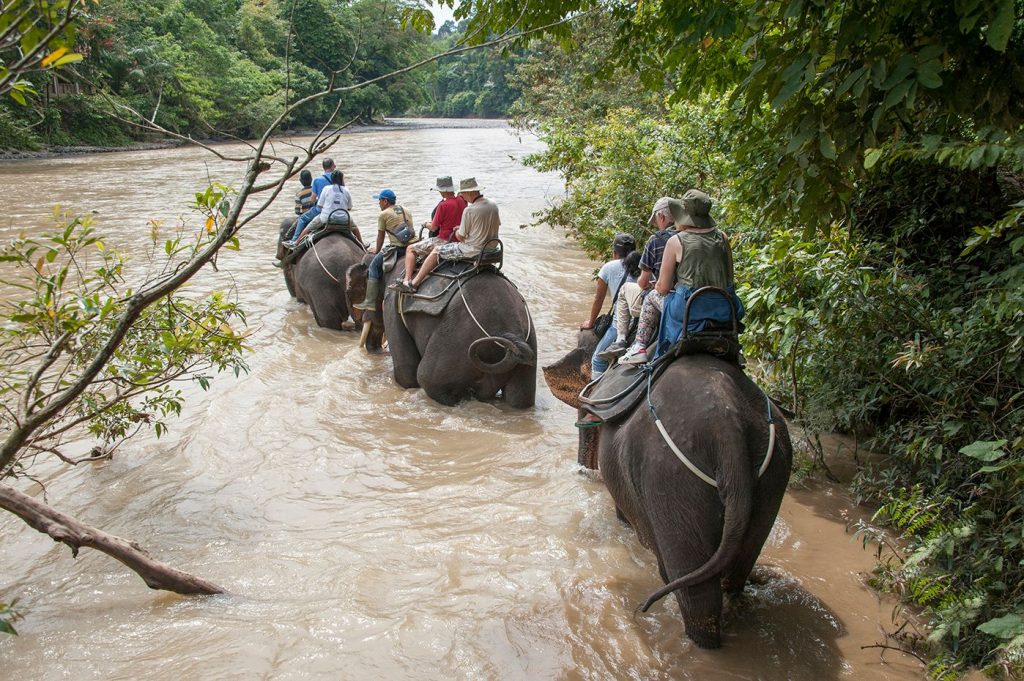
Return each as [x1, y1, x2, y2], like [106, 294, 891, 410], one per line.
[619, 189, 735, 365]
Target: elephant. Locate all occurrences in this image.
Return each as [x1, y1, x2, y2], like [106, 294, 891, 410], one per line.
[346, 255, 537, 407]
[543, 333, 793, 649]
[277, 217, 366, 330]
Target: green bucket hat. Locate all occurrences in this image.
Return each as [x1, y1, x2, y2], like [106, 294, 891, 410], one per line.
[676, 189, 716, 229]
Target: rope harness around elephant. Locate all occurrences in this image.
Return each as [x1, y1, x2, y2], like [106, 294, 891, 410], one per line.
[644, 365, 777, 489]
[394, 262, 534, 351]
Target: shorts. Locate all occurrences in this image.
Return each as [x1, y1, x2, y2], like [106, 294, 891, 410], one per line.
[411, 236, 443, 256]
[437, 241, 477, 262]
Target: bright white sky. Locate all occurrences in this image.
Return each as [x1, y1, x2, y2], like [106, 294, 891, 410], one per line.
[427, 2, 458, 28]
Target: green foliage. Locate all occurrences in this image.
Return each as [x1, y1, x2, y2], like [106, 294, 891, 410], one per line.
[416, 20, 524, 118]
[1, 0, 85, 103]
[0, 201, 250, 477]
[512, 11, 1024, 673]
[521, 100, 743, 260]
[0, 600, 21, 635]
[0, 107, 40, 149]
[470, 0, 1024, 229]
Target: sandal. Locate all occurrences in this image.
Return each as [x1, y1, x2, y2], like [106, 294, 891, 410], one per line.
[390, 281, 417, 294]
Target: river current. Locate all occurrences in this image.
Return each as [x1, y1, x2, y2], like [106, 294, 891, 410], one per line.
[0, 120, 923, 680]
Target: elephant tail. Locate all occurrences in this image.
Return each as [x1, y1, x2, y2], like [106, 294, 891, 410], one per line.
[468, 333, 535, 374]
[639, 433, 755, 613]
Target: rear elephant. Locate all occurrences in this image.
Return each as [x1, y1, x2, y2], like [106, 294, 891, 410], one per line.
[347, 261, 537, 407]
[544, 334, 792, 648]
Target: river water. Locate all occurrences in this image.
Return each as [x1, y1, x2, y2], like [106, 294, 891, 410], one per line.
[0, 120, 922, 680]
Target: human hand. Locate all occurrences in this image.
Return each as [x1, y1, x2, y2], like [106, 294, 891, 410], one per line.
[580, 320, 594, 330]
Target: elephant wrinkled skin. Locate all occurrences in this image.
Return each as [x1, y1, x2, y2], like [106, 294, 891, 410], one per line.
[279, 217, 365, 330]
[544, 336, 793, 649]
[348, 261, 537, 408]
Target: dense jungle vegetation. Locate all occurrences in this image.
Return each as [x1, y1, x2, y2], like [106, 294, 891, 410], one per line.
[0, 0, 520, 150]
[489, 3, 1024, 678]
[3, 0, 1023, 678]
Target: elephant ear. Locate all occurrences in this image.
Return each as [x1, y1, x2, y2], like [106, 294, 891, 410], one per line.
[542, 345, 591, 409]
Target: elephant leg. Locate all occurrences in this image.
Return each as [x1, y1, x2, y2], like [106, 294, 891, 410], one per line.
[722, 466, 789, 594]
[417, 361, 474, 406]
[502, 361, 536, 408]
[648, 492, 723, 648]
[675, 580, 724, 649]
[387, 314, 421, 388]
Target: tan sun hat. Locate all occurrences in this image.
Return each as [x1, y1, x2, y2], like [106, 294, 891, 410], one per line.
[458, 177, 484, 193]
[648, 196, 682, 224]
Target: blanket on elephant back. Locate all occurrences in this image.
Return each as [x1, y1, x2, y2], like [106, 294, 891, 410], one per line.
[579, 334, 743, 424]
[394, 261, 499, 318]
[578, 353, 674, 424]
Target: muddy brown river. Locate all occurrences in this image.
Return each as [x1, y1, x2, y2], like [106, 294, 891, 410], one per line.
[0, 120, 923, 680]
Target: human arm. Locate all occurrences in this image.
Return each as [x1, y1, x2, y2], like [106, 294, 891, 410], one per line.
[638, 267, 653, 290]
[655, 236, 681, 296]
[582, 278, 609, 329]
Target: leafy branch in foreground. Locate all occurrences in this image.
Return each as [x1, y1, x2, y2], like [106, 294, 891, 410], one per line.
[0, 207, 249, 478]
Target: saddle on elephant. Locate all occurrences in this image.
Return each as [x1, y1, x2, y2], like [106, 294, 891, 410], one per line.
[277, 211, 363, 266]
[577, 286, 745, 427]
[389, 239, 505, 319]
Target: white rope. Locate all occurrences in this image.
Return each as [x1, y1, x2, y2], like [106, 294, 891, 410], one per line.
[759, 423, 776, 477]
[650, 390, 777, 489]
[310, 239, 341, 285]
[457, 277, 533, 346]
[653, 415, 719, 487]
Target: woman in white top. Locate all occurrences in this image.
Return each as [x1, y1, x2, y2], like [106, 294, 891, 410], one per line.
[290, 170, 361, 244]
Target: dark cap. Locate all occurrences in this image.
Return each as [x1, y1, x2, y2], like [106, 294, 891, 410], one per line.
[612, 232, 636, 254]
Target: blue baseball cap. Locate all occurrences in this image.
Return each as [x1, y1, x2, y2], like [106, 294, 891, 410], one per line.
[372, 189, 396, 201]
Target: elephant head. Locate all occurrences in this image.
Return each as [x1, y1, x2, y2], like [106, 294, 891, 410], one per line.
[346, 257, 385, 351]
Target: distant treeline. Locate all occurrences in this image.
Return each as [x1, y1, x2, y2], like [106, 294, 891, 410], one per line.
[0, 0, 522, 150]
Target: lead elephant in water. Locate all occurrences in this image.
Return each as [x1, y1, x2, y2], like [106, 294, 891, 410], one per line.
[347, 259, 537, 407]
[278, 217, 365, 330]
[543, 334, 793, 649]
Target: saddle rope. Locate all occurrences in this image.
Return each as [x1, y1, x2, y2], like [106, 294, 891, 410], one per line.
[645, 366, 776, 488]
[456, 275, 534, 347]
[310, 238, 342, 285]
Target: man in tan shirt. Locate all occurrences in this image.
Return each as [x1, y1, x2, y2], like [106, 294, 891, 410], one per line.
[354, 188, 417, 310]
[393, 177, 500, 293]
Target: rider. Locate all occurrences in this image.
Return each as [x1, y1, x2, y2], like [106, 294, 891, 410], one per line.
[393, 177, 498, 294]
[393, 175, 467, 290]
[286, 158, 338, 242]
[294, 169, 317, 216]
[285, 169, 360, 246]
[584, 232, 637, 378]
[620, 189, 741, 364]
[353, 189, 417, 311]
[597, 196, 680, 362]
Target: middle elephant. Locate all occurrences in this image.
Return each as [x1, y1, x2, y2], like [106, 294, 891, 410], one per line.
[347, 258, 537, 407]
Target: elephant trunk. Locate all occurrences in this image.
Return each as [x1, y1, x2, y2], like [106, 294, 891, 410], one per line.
[640, 435, 755, 612]
[468, 334, 535, 374]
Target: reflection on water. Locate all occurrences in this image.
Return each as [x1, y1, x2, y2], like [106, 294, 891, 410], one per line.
[0, 121, 923, 680]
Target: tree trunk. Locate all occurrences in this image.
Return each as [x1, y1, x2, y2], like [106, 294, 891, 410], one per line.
[0, 483, 223, 596]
